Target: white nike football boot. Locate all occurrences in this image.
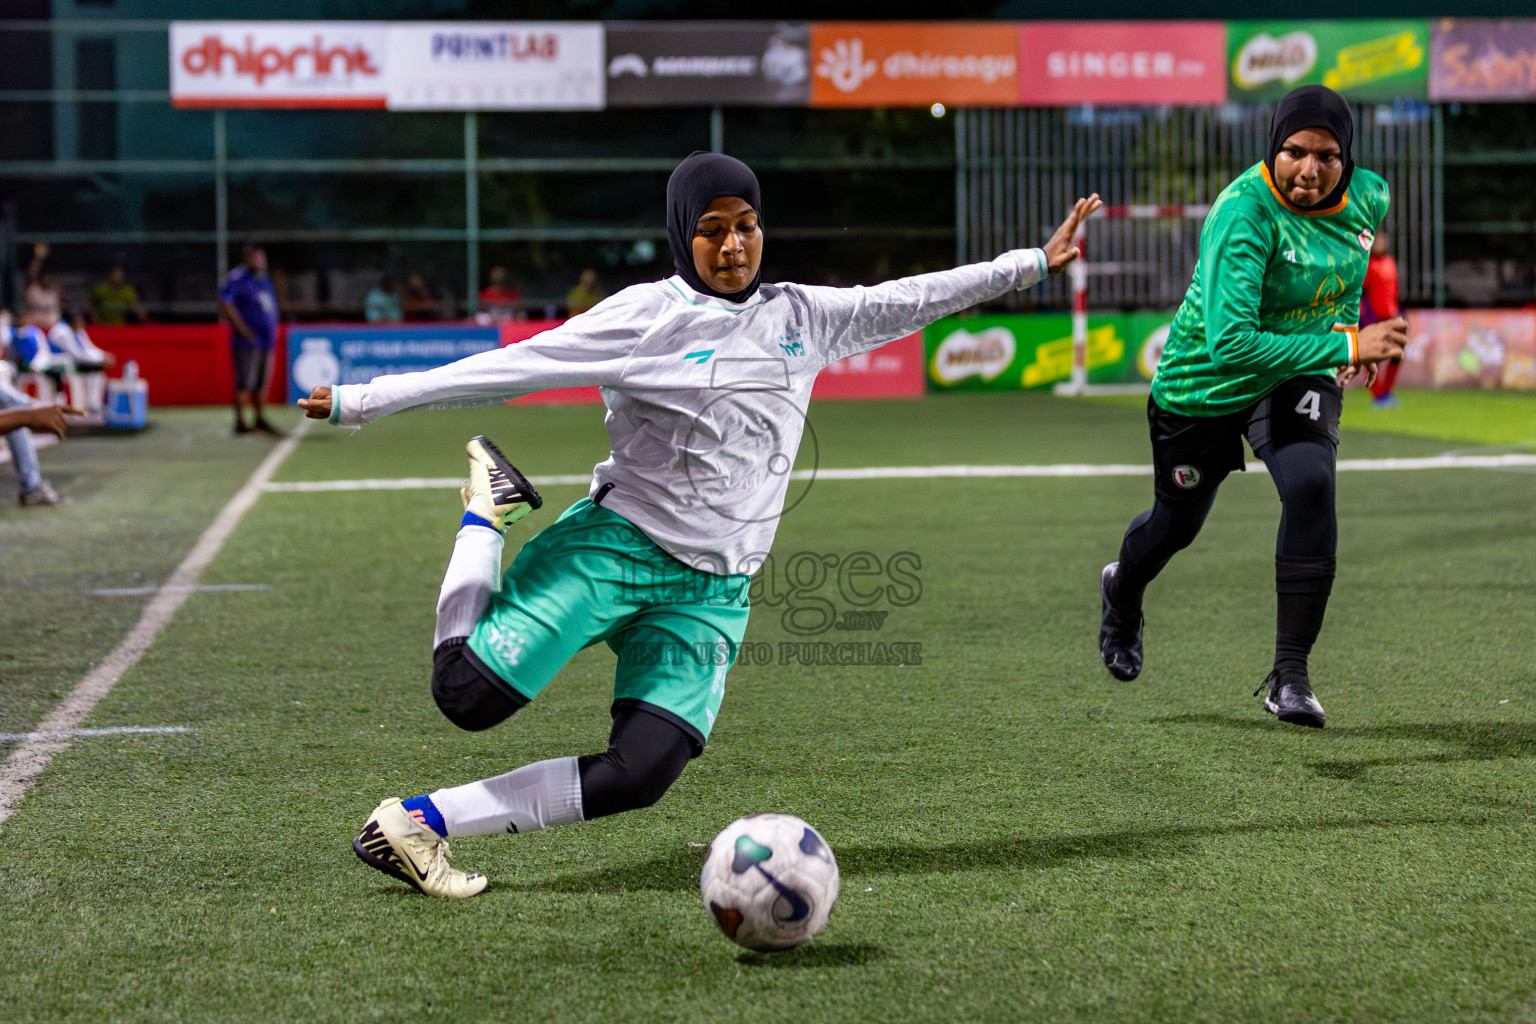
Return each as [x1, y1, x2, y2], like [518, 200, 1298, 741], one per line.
[353, 798, 488, 899]
[463, 435, 542, 531]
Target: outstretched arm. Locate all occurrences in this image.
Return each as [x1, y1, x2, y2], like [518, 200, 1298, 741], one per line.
[303, 291, 652, 428]
[804, 195, 1101, 366]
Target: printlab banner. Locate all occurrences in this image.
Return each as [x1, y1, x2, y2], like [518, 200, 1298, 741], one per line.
[1430, 19, 1536, 101]
[605, 23, 810, 106]
[169, 21, 388, 108]
[384, 22, 604, 110]
[1228, 20, 1429, 102]
[286, 324, 501, 404]
[1017, 22, 1227, 106]
[924, 313, 1169, 392]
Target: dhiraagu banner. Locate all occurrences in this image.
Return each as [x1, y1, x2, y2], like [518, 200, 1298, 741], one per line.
[925, 313, 1164, 392]
[1228, 20, 1429, 102]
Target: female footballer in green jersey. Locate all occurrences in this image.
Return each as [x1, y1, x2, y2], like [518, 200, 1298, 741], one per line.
[1098, 86, 1407, 728]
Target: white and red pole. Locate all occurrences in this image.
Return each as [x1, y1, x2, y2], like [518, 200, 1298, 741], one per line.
[1054, 203, 1209, 397]
[1066, 217, 1089, 393]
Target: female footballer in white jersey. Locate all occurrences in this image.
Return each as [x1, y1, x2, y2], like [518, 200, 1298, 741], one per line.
[301, 152, 1100, 898]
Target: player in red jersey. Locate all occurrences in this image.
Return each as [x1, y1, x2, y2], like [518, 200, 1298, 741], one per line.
[1361, 229, 1403, 408]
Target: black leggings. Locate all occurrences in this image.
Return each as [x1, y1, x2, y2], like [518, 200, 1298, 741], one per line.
[430, 640, 693, 820]
[1116, 437, 1337, 607]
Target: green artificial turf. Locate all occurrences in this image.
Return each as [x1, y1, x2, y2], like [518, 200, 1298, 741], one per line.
[1336, 389, 1536, 447]
[1, 392, 1533, 1023]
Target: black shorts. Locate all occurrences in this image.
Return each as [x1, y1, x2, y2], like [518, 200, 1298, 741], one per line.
[1149, 374, 1342, 505]
[231, 343, 272, 394]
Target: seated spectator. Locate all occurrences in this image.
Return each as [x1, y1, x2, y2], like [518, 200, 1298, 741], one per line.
[365, 275, 403, 323]
[0, 318, 72, 506]
[46, 311, 114, 414]
[401, 273, 440, 321]
[566, 268, 605, 316]
[477, 266, 521, 321]
[87, 266, 147, 325]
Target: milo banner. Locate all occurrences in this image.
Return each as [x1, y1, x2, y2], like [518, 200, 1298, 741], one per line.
[924, 313, 1172, 392]
[1228, 20, 1429, 102]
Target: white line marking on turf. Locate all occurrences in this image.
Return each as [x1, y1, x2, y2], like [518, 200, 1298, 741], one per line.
[90, 584, 271, 597]
[0, 726, 190, 743]
[0, 421, 309, 829]
[262, 452, 1536, 492]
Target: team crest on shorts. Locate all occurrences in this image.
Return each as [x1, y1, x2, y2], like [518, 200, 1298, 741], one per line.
[1171, 465, 1202, 489]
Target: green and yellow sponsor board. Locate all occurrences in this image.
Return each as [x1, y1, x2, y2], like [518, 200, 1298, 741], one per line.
[1228, 20, 1429, 102]
[925, 312, 1175, 392]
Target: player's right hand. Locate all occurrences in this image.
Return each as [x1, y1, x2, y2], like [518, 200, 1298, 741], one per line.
[1357, 317, 1407, 363]
[1044, 194, 1104, 273]
[298, 386, 333, 419]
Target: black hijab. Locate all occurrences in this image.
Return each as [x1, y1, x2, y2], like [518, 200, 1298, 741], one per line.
[666, 151, 764, 302]
[1265, 84, 1355, 211]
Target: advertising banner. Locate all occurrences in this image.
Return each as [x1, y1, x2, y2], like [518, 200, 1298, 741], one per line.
[286, 324, 500, 404]
[925, 313, 1150, 392]
[89, 323, 286, 406]
[384, 22, 604, 110]
[809, 23, 1018, 108]
[1398, 310, 1536, 390]
[1018, 22, 1226, 106]
[606, 23, 810, 107]
[1228, 20, 1429, 102]
[813, 332, 925, 399]
[170, 21, 388, 108]
[1430, 19, 1536, 101]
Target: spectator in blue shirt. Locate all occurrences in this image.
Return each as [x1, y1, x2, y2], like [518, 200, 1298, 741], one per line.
[218, 242, 281, 436]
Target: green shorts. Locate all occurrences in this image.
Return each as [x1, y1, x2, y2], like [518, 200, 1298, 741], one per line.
[466, 498, 751, 753]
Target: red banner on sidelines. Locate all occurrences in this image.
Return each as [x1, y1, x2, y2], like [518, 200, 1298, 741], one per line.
[813, 332, 925, 399]
[1017, 22, 1227, 106]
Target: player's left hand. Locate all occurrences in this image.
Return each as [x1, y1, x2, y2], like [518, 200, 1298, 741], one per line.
[1044, 194, 1103, 274]
[1336, 363, 1379, 387]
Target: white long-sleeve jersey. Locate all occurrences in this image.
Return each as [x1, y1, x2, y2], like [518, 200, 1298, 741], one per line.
[332, 248, 1048, 575]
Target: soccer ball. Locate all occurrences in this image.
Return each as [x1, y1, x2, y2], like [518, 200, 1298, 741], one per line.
[699, 813, 840, 952]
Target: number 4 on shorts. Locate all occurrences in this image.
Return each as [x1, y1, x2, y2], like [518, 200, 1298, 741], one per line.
[1295, 389, 1322, 421]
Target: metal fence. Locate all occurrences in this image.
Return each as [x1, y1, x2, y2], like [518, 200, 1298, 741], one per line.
[957, 104, 1444, 310]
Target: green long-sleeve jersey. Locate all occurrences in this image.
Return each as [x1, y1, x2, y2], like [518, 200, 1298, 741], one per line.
[1151, 161, 1391, 417]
